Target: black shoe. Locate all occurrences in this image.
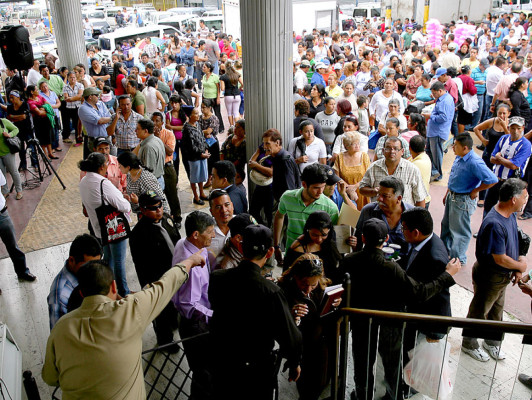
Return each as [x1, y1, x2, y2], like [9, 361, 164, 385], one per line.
[18, 272, 36, 282]
[473, 232, 478, 238]
[193, 198, 205, 205]
[518, 373, 532, 389]
[476, 144, 486, 151]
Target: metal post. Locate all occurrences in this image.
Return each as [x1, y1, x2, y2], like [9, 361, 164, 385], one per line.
[239, 0, 293, 200]
[384, 0, 392, 29]
[423, 0, 430, 32]
[44, 0, 53, 34]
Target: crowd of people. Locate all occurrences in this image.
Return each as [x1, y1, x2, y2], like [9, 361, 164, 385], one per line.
[0, 9, 529, 400]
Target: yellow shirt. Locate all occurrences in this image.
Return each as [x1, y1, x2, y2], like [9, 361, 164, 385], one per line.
[42, 265, 189, 400]
[410, 152, 432, 204]
[461, 58, 480, 70]
[326, 85, 343, 98]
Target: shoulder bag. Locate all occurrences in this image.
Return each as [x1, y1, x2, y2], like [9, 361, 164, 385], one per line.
[0, 119, 21, 154]
[95, 180, 130, 245]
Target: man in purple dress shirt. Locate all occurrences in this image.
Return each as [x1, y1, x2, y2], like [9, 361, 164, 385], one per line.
[172, 211, 215, 400]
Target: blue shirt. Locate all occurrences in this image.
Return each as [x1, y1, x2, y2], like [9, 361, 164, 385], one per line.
[471, 67, 487, 95]
[78, 100, 111, 138]
[491, 134, 532, 179]
[415, 86, 432, 102]
[448, 150, 497, 193]
[47, 262, 79, 330]
[180, 46, 195, 66]
[310, 72, 326, 87]
[427, 92, 454, 140]
[476, 208, 519, 273]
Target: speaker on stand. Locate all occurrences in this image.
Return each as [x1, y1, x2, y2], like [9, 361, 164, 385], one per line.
[0, 25, 34, 71]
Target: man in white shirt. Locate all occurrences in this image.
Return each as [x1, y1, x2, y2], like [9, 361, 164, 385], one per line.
[513, 19, 525, 38]
[412, 25, 425, 47]
[83, 17, 93, 39]
[440, 42, 461, 70]
[294, 60, 310, 95]
[26, 59, 42, 87]
[485, 56, 507, 118]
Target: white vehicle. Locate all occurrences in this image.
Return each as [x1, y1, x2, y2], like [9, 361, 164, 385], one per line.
[187, 15, 223, 33]
[351, 3, 381, 24]
[393, 0, 494, 24]
[156, 14, 196, 32]
[104, 7, 122, 27]
[167, 7, 208, 17]
[147, 11, 176, 25]
[502, 0, 532, 12]
[98, 25, 180, 59]
[202, 9, 222, 17]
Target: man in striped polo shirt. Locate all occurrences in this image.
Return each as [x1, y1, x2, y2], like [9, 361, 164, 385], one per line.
[483, 116, 531, 216]
[273, 164, 339, 265]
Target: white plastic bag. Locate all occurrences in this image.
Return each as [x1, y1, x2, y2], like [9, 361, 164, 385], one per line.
[403, 338, 453, 399]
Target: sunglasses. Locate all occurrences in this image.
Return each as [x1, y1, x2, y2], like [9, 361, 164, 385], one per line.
[143, 203, 163, 211]
[208, 188, 228, 201]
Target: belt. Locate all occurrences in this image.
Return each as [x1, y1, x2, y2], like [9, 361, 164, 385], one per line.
[0, 205, 7, 213]
[449, 190, 469, 196]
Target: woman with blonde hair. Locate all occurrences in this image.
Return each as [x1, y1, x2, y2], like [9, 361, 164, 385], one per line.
[220, 61, 243, 126]
[334, 131, 370, 210]
[343, 62, 357, 86]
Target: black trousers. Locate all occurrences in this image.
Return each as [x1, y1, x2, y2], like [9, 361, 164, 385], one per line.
[483, 180, 504, 218]
[62, 107, 80, 142]
[250, 184, 274, 227]
[179, 317, 212, 400]
[163, 162, 182, 222]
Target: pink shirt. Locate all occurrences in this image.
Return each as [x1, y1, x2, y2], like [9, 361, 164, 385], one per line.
[80, 155, 126, 193]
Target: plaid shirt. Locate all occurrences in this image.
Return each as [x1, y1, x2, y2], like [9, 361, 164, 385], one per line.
[359, 158, 428, 206]
[115, 111, 142, 149]
[47, 263, 78, 329]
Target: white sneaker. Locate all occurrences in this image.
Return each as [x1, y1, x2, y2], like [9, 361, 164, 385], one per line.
[462, 346, 490, 362]
[483, 341, 506, 360]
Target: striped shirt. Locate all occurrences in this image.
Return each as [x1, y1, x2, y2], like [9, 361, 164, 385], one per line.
[491, 134, 532, 180]
[278, 188, 339, 250]
[359, 158, 428, 206]
[47, 263, 79, 330]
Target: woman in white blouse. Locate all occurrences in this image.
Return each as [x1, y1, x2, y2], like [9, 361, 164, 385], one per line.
[79, 152, 132, 296]
[368, 77, 404, 128]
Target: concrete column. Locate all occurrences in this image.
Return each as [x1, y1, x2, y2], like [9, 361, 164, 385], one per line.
[49, 0, 87, 70]
[240, 0, 293, 161]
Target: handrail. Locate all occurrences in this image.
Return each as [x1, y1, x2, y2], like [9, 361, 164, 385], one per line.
[339, 307, 532, 335]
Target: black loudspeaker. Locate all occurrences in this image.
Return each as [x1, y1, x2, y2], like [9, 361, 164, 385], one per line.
[0, 25, 34, 70]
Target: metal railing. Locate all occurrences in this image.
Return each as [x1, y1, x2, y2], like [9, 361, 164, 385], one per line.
[331, 307, 532, 400]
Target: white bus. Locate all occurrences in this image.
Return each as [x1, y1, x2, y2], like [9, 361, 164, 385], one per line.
[98, 25, 182, 59]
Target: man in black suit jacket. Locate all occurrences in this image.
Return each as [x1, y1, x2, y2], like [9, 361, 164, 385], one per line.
[129, 191, 180, 348]
[212, 160, 248, 214]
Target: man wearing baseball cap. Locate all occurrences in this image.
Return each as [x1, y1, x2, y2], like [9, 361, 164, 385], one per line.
[294, 60, 310, 95]
[483, 116, 532, 217]
[440, 42, 461, 70]
[78, 86, 113, 159]
[209, 224, 302, 399]
[342, 217, 460, 400]
[215, 213, 257, 269]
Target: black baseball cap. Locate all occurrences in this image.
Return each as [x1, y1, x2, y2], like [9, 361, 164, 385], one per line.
[242, 224, 273, 254]
[138, 190, 163, 208]
[228, 213, 257, 236]
[322, 164, 342, 185]
[362, 218, 388, 246]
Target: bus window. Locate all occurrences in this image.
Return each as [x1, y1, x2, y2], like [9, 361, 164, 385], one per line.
[99, 38, 111, 51]
[371, 9, 381, 17]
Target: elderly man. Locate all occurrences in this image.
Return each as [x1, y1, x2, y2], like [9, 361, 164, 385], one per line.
[462, 179, 528, 362]
[43, 253, 205, 399]
[440, 42, 461, 70]
[172, 211, 216, 399]
[47, 234, 102, 330]
[423, 80, 455, 182]
[106, 95, 142, 155]
[134, 118, 166, 189]
[359, 137, 427, 207]
[77, 87, 113, 159]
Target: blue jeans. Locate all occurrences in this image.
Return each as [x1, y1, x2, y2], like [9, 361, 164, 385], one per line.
[426, 136, 445, 178]
[213, 61, 219, 75]
[186, 65, 194, 77]
[103, 239, 129, 296]
[484, 95, 494, 120]
[0, 210, 28, 276]
[441, 192, 476, 264]
[471, 93, 485, 128]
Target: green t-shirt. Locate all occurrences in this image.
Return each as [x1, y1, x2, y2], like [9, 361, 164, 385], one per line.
[278, 187, 339, 250]
[0, 118, 19, 157]
[201, 73, 220, 99]
[132, 91, 147, 117]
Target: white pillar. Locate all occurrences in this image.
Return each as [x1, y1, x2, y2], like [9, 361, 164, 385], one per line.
[49, 0, 87, 70]
[240, 0, 293, 160]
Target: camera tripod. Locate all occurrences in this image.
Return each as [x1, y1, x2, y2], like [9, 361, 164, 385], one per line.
[18, 137, 66, 190]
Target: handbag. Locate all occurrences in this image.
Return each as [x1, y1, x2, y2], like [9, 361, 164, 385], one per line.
[95, 180, 130, 245]
[518, 226, 530, 256]
[0, 119, 21, 154]
[249, 155, 273, 186]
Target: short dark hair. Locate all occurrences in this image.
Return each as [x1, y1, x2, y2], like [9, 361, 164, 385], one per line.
[235, 119, 245, 131]
[402, 207, 433, 236]
[301, 164, 328, 185]
[127, 80, 139, 90]
[294, 99, 310, 115]
[379, 176, 404, 197]
[117, 94, 131, 104]
[213, 160, 236, 184]
[499, 178, 527, 202]
[185, 211, 215, 237]
[409, 135, 426, 153]
[208, 189, 231, 207]
[455, 133, 474, 149]
[69, 234, 102, 264]
[431, 81, 445, 91]
[137, 118, 154, 134]
[77, 260, 114, 297]
[383, 136, 403, 150]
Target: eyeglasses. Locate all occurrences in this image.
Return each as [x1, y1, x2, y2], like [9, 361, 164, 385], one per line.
[143, 203, 163, 211]
[208, 189, 228, 201]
